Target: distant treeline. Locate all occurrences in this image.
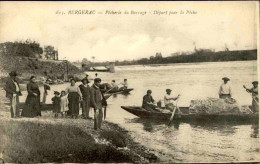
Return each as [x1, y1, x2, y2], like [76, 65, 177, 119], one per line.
[113, 49, 257, 66]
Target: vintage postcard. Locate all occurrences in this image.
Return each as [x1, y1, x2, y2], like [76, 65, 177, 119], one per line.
[0, 1, 259, 163]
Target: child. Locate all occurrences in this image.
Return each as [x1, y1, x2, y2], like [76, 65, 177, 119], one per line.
[60, 90, 69, 118]
[52, 91, 61, 118]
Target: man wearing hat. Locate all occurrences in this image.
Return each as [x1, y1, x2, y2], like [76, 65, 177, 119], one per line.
[243, 81, 258, 113]
[164, 89, 181, 113]
[218, 77, 232, 99]
[79, 78, 91, 119]
[90, 78, 103, 130]
[4, 71, 22, 118]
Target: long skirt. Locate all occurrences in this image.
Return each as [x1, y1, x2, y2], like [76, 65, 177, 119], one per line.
[81, 99, 90, 117]
[68, 92, 80, 116]
[22, 95, 41, 117]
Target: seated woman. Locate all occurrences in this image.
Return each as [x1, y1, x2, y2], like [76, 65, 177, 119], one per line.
[142, 90, 159, 112]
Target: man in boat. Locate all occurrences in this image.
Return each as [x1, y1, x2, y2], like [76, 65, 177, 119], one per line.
[142, 90, 159, 111]
[243, 81, 259, 113]
[164, 89, 182, 114]
[90, 78, 103, 130]
[111, 80, 118, 91]
[219, 77, 232, 99]
[119, 79, 128, 90]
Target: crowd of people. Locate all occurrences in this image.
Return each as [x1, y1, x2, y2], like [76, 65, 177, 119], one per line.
[3, 71, 259, 130]
[4, 71, 129, 130]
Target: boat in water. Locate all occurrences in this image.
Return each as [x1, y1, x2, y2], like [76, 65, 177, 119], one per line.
[121, 106, 259, 123]
[104, 88, 134, 95]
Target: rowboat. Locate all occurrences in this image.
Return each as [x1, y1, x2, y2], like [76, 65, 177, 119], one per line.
[105, 88, 134, 94]
[121, 106, 259, 123]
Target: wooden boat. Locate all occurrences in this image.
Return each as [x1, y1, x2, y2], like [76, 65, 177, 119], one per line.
[105, 88, 134, 94]
[121, 106, 259, 123]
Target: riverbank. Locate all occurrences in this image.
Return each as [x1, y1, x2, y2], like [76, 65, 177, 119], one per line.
[0, 88, 158, 163]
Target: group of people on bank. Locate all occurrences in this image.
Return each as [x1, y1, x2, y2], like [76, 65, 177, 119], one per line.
[4, 71, 128, 130]
[4, 71, 259, 130]
[142, 77, 259, 113]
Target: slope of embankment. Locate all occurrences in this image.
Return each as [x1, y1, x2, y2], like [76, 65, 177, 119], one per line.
[0, 52, 85, 85]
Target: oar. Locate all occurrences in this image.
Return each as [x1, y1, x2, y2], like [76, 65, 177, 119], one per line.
[104, 81, 123, 94]
[243, 85, 259, 106]
[168, 99, 179, 126]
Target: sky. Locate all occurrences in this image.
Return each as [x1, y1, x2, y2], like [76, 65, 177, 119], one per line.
[0, 1, 258, 62]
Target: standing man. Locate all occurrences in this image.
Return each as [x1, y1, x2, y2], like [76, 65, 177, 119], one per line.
[42, 79, 51, 104]
[244, 81, 259, 113]
[79, 78, 91, 119]
[4, 71, 22, 118]
[90, 78, 103, 130]
[219, 77, 232, 99]
[164, 89, 182, 114]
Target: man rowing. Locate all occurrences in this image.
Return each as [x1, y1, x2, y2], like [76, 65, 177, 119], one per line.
[243, 81, 259, 113]
[111, 80, 119, 91]
[219, 77, 232, 99]
[164, 89, 182, 114]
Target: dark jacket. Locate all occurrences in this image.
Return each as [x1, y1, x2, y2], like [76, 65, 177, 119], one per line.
[27, 82, 40, 97]
[79, 84, 91, 100]
[90, 85, 102, 109]
[142, 94, 155, 108]
[4, 77, 22, 99]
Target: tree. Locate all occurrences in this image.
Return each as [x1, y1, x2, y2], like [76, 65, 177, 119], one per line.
[44, 45, 56, 60]
[0, 40, 43, 58]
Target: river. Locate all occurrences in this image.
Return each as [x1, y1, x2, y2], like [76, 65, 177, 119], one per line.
[20, 60, 259, 162]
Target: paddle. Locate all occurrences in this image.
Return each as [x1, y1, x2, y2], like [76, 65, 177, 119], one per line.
[168, 98, 180, 126]
[104, 81, 123, 94]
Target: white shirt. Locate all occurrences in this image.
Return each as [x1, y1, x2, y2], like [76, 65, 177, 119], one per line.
[164, 94, 176, 105]
[219, 83, 232, 95]
[12, 79, 20, 92]
[122, 81, 128, 88]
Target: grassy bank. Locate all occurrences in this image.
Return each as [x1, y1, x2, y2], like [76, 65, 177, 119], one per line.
[0, 89, 157, 163]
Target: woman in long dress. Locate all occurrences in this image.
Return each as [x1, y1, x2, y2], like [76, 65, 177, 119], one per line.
[21, 76, 41, 117]
[65, 79, 82, 118]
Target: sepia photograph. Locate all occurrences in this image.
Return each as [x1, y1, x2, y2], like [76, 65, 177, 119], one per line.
[0, 1, 259, 163]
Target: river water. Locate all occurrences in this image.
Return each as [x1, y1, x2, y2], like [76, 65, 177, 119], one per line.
[20, 60, 259, 162]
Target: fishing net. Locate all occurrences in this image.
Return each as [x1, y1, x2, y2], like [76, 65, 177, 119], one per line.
[189, 98, 245, 114]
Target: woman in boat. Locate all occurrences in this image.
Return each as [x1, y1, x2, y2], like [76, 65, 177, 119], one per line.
[21, 76, 41, 117]
[142, 90, 158, 111]
[243, 81, 259, 113]
[65, 79, 82, 118]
